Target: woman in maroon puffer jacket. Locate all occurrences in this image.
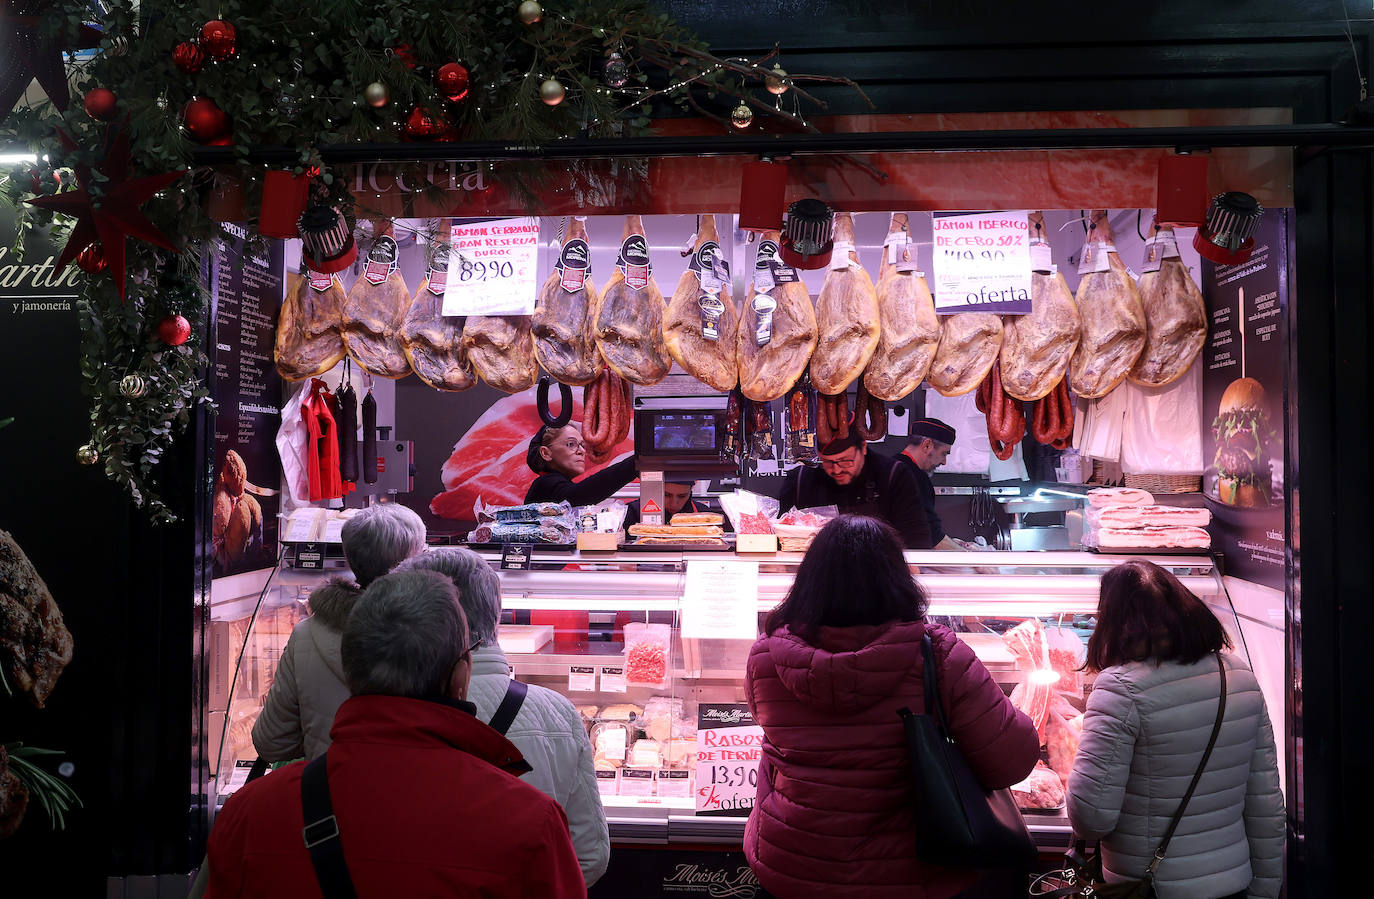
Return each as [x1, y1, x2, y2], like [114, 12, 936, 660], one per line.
[744, 515, 1040, 899]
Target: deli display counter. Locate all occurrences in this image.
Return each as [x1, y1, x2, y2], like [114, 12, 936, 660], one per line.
[207, 546, 1243, 853]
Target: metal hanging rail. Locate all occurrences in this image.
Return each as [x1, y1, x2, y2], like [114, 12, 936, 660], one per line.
[190, 123, 1374, 165]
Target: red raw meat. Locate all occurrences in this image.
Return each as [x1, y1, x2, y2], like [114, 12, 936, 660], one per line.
[430, 386, 635, 520]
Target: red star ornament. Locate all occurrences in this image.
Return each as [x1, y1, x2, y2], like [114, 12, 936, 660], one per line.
[27, 125, 186, 300]
[0, 2, 104, 119]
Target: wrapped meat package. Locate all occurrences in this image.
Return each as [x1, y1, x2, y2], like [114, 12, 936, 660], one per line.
[1011, 761, 1066, 810]
[624, 622, 671, 689]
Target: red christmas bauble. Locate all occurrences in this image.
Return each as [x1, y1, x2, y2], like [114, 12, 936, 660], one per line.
[183, 97, 229, 142]
[403, 106, 440, 141]
[392, 43, 417, 70]
[157, 314, 192, 346]
[76, 243, 108, 274]
[173, 41, 205, 74]
[435, 63, 470, 102]
[84, 88, 118, 121]
[199, 20, 236, 60]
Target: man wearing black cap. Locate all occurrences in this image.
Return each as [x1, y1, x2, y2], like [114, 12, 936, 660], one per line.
[777, 428, 932, 549]
[897, 418, 962, 551]
[623, 480, 717, 529]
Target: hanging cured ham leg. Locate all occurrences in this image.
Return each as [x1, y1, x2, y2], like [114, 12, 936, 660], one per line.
[1000, 211, 1080, 401]
[929, 312, 1003, 397]
[809, 212, 880, 395]
[343, 234, 414, 379]
[1128, 220, 1208, 387]
[737, 231, 817, 402]
[463, 313, 538, 393]
[595, 215, 671, 385]
[664, 214, 739, 391]
[401, 246, 476, 392]
[276, 270, 346, 381]
[533, 215, 603, 386]
[863, 213, 941, 401]
[1069, 209, 1147, 398]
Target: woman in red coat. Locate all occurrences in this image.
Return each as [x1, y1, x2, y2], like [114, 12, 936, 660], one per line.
[744, 515, 1039, 899]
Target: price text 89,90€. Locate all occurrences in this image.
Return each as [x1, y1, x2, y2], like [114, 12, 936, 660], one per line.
[453, 259, 516, 282]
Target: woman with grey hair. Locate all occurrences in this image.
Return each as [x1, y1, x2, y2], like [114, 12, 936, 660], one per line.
[252, 502, 427, 762]
[401, 547, 611, 886]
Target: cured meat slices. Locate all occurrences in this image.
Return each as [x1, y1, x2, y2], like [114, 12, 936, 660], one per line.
[664, 214, 739, 391]
[0, 528, 73, 709]
[595, 215, 671, 385]
[737, 231, 817, 402]
[1000, 212, 1079, 401]
[809, 212, 880, 395]
[863, 213, 941, 401]
[462, 314, 538, 393]
[1129, 222, 1208, 387]
[928, 312, 1003, 396]
[343, 236, 413, 379]
[533, 216, 603, 386]
[1069, 210, 1146, 398]
[400, 265, 476, 392]
[275, 270, 346, 381]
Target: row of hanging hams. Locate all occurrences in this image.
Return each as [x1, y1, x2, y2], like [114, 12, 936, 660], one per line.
[275, 211, 1208, 424]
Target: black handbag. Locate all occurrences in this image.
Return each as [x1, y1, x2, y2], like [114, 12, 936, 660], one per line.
[1030, 653, 1229, 899]
[897, 633, 1037, 870]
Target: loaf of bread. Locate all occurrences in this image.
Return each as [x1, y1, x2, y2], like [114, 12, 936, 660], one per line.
[635, 536, 728, 547]
[669, 512, 724, 527]
[628, 524, 724, 537]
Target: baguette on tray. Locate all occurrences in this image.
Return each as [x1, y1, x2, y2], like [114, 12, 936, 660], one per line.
[635, 535, 728, 546]
[627, 524, 725, 537]
[669, 512, 724, 527]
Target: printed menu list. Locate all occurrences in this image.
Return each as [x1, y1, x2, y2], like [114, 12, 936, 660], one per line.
[211, 225, 285, 578]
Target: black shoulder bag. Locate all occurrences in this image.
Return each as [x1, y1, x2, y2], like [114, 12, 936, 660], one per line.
[897, 633, 1037, 870]
[1031, 653, 1229, 899]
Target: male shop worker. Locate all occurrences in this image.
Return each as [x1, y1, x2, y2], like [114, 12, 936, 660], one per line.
[778, 427, 932, 549]
[623, 480, 717, 528]
[204, 570, 585, 899]
[897, 417, 963, 551]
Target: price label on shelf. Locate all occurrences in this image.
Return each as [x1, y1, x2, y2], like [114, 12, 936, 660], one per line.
[681, 559, 759, 641]
[567, 665, 596, 692]
[441, 216, 540, 316]
[694, 703, 762, 816]
[598, 664, 628, 693]
[932, 210, 1033, 314]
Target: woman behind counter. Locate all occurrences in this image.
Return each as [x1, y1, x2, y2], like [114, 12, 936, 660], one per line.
[744, 515, 1039, 899]
[1067, 560, 1285, 899]
[523, 422, 638, 506]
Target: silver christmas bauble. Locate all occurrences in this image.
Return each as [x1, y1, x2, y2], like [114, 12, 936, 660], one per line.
[604, 52, 629, 89]
[540, 78, 566, 106]
[730, 102, 753, 129]
[77, 444, 99, 466]
[765, 64, 789, 95]
[365, 82, 390, 108]
[518, 1, 543, 24]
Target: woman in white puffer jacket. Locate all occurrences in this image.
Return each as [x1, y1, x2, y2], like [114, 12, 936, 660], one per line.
[1068, 560, 1285, 899]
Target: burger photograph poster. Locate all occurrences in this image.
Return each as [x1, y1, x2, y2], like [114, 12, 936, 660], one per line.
[1200, 209, 1288, 590]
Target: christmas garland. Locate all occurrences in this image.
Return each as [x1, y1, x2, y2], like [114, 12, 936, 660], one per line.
[0, 0, 868, 522]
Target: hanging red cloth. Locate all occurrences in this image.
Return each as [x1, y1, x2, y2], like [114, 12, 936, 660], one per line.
[303, 378, 354, 501]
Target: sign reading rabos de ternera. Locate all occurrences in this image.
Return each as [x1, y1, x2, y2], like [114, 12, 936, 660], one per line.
[694, 703, 763, 817]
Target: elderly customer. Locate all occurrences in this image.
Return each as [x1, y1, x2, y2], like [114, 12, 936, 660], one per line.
[402, 547, 611, 886]
[252, 502, 427, 762]
[206, 570, 585, 896]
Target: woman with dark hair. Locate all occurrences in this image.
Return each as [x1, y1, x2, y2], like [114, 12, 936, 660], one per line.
[744, 515, 1039, 898]
[1068, 560, 1285, 899]
[522, 423, 639, 505]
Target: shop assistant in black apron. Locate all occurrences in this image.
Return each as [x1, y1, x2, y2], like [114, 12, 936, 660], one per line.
[895, 417, 963, 552]
[523, 423, 639, 506]
[623, 481, 719, 529]
[777, 429, 932, 549]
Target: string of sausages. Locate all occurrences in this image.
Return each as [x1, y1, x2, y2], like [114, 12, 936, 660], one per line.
[1030, 377, 1075, 449]
[816, 392, 849, 447]
[583, 368, 632, 465]
[853, 382, 887, 442]
[976, 363, 1024, 461]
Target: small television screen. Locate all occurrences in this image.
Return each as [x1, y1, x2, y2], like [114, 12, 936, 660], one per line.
[651, 413, 720, 452]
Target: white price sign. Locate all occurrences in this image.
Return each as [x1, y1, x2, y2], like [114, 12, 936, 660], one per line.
[441, 216, 540, 316]
[932, 210, 1033, 314]
[681, 559, 759, 641]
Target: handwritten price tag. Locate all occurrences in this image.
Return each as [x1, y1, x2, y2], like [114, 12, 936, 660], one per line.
[932, 210, 1033, 314]
[441, 216, 540, 316]
[694, 703, 763, 816]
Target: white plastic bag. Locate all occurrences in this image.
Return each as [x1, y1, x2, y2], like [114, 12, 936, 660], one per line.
[1120, 361, 1204, 474]
[276, 379, 313, 504]
[923, 390, 992, 475]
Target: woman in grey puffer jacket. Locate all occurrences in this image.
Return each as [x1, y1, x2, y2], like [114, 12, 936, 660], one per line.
[251, 503, 426, 761]
[1067, 560, 1285, 899]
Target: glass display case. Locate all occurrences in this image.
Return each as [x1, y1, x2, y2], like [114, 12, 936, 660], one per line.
[207, 546, 1243, 852]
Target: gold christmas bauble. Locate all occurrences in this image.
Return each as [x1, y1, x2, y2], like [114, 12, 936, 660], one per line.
[731, 102, 753, 129]
[540, 78, 566, 106]
[77, 444, 99, 466]
[766, 64, 789, 95]
[119, 373, 147, 398]
[518, 1, 543, 25]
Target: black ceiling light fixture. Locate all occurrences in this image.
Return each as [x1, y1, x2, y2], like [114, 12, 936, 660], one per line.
[1192, 192, 1264, 265]
[779, 198, 834, 270]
